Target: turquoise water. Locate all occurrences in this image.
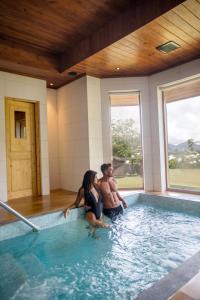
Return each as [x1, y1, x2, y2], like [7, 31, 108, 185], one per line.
[0, 204, 200, 300]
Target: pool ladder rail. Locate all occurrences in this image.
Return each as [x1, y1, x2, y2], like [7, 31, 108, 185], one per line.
[0, 200, 39, 232]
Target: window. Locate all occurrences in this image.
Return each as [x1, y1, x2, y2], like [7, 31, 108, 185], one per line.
[110, 92, 143, 189]
[15, 111, 26, 139]
[163, 78, 200, 192]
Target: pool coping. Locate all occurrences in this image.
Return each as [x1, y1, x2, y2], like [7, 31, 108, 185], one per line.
[147, 192, 200, 202]
[135, 250, 200, 300]
[1, 191, 200, 240]
[1, 190, 199, 226]
[0, 205, 84, 225]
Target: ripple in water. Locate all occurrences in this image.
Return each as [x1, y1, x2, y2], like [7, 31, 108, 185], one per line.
[7, 204, 200, 300]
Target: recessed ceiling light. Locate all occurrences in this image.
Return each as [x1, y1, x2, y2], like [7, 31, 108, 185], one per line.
[50, 83, 54, 86]
[116, 67, 120, 70]
[156, 41, 181, 54]
[68, 71, 77, 76]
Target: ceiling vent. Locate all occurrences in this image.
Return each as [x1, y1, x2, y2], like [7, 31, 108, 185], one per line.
[68, 71, 77, 76]
[156, 41, 181, 53]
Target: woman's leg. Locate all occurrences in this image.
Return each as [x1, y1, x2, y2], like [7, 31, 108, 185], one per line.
[86, 212, 109, 228]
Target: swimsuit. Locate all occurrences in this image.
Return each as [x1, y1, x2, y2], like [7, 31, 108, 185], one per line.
[84, 190, 103, 220]
[103, 205, 123, 221]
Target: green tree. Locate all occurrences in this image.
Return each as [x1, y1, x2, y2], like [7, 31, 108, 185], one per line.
[187, 138, 194, 152]
[112, 118, 140, 158]
[169, 158, 177, 169]
[113, 138, 132, 158]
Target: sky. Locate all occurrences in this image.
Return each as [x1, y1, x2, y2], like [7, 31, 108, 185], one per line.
[166, 96, 200, 144]
[111, 96, 200, 145]
[111, 106, 140, 131]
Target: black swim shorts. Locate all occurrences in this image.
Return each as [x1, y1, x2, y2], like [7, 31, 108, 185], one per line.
[103, 205, 123, 221]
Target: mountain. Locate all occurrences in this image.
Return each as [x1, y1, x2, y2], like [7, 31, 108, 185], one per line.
[168, 141, 200, 153]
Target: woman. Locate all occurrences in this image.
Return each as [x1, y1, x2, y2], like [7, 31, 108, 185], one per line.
[64, 170, 108, 228]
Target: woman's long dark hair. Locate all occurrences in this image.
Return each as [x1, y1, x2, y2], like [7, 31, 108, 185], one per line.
[81, 170, 97, 193]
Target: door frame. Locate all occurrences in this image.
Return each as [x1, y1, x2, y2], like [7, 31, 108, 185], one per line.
[162, 92, 200, 195]
[5, 97, 41, 198]
[109, 91, 144, 191]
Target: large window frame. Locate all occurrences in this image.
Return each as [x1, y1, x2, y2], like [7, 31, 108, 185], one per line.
[162, 79, 200, 195]
[109, 91, 144, 191]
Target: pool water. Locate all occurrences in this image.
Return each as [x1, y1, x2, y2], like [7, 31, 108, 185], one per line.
[0, 203, 200, 300]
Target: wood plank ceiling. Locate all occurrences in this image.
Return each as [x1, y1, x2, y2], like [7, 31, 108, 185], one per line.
[0, 0, 199, 88]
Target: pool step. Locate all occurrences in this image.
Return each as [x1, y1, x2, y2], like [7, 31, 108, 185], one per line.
[18, 253, 45, 277]
[0, 253, 27, 299]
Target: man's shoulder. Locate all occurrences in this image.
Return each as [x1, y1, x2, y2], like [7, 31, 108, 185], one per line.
[108, 176, 116, 182]
[108, 177, 117, 186]
[98, 177, 107, 184]
[98, 179, 110, 192]
[98, 177, 103, 183]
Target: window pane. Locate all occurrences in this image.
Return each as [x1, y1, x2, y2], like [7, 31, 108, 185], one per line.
[15, 111, 26, 139]
[111, 98, 143, 189]
[165, 96, 200, 191]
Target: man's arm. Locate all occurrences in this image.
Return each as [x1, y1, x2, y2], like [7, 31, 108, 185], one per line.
[116, 191, 128, 208]
[99, 181, 116, 206]
[109, 177, 128, 208]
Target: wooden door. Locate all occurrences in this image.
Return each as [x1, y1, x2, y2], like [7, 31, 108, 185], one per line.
[5, 99, 37, 199]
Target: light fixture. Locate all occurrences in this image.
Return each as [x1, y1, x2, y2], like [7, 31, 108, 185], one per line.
[50, 83, 54, 86]
[68, 71, 77, 76]
[156, 41, 181, 54]
[116, 67, 120, 70]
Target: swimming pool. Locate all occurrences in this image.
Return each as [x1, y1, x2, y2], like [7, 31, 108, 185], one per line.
[0, 194, 200, 299]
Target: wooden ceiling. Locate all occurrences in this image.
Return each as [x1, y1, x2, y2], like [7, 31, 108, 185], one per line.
[0, 0, 132, 53]
[110, 93, 139, 106]
[0, 0, 199, 89]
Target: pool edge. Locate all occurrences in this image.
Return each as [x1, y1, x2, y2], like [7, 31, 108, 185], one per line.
[135, 250, 200, 300]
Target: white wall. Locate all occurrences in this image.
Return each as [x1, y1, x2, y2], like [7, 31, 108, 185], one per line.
[57, 76, 104, 191]
[47, 89, 60, 190]
[100, 77, 153, 191]
[57, 77, 90, 191]
[149, 58, 200, 191]
[0, 71, 49, 202]
[86, 76, 103, 177]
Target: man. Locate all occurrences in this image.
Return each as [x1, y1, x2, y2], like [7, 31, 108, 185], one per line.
[98, 163, 128, 221]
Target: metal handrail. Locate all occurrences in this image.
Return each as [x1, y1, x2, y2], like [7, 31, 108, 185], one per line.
[0, 200, 39, 232]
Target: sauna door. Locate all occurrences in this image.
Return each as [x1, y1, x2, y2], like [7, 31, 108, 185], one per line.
[5, 99, 37, 199]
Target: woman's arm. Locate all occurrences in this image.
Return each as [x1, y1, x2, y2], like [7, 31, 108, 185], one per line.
[74, 188, 84, 207]
[64, 188, 84, 218]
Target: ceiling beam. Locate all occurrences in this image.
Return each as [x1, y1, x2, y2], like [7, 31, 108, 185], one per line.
[0, 39, 59, 72]
[60, 0, 186, 72]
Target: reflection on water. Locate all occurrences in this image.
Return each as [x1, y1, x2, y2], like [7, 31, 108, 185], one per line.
[1, 204, 200, 300]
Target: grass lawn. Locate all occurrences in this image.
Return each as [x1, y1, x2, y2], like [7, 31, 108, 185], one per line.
[169, 168, 200, 191]
[116, 168, 200, 190]
[116, 176, 143, 189]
